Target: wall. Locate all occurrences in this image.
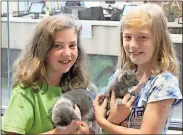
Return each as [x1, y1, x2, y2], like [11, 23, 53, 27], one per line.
[2, 1, 18, 14]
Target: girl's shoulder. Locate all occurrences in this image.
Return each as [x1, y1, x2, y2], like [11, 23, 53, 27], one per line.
[143, 72, 182, 104]
[10, 81, 60, 104]
[11, 81, 47, 98]
[11, 84, 38, 100]
[137, 72, 182, 107]
[145, 71, 179, 95]
[12, 83, 34, 93]
[157, 72, 177, 79]
[149, 72, 178, 86]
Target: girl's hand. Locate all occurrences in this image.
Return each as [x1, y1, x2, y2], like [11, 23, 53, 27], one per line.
[60, 120, 81, 134]
[107, 90, 135, 125]
[41, 120, 80, 134]
[107, 82, 144, 125]
[93, 93, 108, 123]
[72, 121, 90, 134]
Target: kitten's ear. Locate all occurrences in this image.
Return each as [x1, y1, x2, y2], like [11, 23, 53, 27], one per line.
[71, 108, 80, 120]
[123, 72, 128, 79]
[74, 104, 81, 120]
[52, 110, 61, 124]
[118, 70, 127, 82]
[118, 73, 123, 82]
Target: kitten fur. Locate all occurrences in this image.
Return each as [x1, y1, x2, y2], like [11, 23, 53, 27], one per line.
[102, 64, 139, 117]
[52, 88, 98, 131]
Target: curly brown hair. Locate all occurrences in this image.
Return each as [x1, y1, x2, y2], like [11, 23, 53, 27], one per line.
[12, 14, 90, 92]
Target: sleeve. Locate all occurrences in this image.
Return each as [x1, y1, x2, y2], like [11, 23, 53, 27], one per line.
[147, 73, 182, 107]
[2, 90, 34, 134]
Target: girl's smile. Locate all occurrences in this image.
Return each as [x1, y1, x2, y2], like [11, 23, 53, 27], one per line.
[130, 52, 143, 57]
[123, 26, 155, 67]
[58, 60, 71, 64]
[45, 28, 78, 84]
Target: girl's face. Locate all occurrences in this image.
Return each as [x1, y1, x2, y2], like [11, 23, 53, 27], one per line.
[46, 28, 78, 77]
[123, 26, 155, 67]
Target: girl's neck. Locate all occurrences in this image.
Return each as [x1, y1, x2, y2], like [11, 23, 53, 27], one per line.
[45, 73, 62, 87]
[136, 67, 152, 83]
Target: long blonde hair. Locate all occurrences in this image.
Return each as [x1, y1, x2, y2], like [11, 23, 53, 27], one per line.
[118, 3, 179, 77]
[12, 15, 90, 91]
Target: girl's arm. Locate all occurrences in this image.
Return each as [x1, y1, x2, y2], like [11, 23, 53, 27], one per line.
[95, 99, 174, 134]
[4, 132, 17, 135]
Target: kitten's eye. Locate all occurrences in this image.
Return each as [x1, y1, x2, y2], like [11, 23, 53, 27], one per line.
[124, 72, 128, 78]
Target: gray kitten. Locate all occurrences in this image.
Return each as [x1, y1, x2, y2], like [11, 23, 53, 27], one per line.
[52, 88, 99, 133]
[101, 64, 139, 117]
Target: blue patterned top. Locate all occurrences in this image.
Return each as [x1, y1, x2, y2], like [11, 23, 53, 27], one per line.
[109, 71, 182, 134]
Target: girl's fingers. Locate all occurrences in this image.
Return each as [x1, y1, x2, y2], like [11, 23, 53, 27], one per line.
[80, 121, 87, 127]
[66, 120, 80, 132]
[122, 93, 131, 104]
[96, 93, 104, 101]
[71, 120, 80, 127]
[98, 93, 105, 98]
[94, 93, 104, 106]
[102, 97, 108, 108]
[110, 89, 116, 103]
[126, 96, 135, 107]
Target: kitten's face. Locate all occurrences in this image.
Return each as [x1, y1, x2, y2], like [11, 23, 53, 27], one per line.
[118, 70, 138, 87]
[52, 104, 80, 126]
[110, 69, 138, 98]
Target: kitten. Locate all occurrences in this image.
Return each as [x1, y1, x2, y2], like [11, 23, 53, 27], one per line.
[102, 64, 139, 117]
[52, 88, 99, 133]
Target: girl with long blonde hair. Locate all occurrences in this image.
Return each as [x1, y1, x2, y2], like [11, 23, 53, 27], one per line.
[94, 3, 182, 134]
